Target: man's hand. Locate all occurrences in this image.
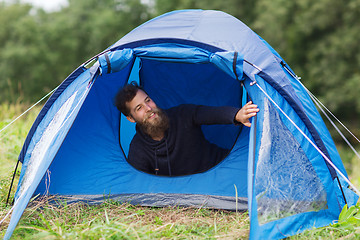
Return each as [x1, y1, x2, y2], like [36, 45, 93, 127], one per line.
[235, 101, 259, 127]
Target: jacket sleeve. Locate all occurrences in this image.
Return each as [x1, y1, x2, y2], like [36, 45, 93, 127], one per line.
[189, 105, 241, 125]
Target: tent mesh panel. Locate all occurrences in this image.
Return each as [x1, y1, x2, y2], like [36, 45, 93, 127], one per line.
[255, 98, 328, 225]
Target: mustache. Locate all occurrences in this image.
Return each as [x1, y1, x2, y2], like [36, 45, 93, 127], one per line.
[143, 108, 161, 122]
[139, 108, 169, 138]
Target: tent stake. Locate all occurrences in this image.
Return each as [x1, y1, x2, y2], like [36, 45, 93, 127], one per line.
[6, 160, 20, 205]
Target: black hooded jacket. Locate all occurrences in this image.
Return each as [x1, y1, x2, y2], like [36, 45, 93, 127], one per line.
[127, 104, 240, 176]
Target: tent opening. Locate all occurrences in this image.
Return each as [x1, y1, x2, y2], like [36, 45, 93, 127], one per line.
[118, 58, 245, 176]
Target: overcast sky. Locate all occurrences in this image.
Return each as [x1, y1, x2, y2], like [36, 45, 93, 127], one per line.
[21, 0, 68, 11]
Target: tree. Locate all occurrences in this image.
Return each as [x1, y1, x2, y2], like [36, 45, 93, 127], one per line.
[0, 2, 44, 102]
[0, 0, 151, 103]
[252, 0, 360, 130]
[153, 0, 258, 25]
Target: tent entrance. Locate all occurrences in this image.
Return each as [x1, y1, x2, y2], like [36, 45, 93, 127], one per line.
[115, 53, 245, 175]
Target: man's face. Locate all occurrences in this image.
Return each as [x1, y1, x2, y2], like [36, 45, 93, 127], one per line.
[125, 89, 160, 124]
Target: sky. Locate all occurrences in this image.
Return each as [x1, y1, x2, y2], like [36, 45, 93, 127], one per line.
[21, 0, 68, 11]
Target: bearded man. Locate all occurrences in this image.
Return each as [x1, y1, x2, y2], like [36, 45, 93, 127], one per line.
[115, 83, 259, 176]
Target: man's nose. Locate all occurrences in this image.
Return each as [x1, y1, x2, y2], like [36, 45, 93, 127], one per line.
[145, 103, 152, 111]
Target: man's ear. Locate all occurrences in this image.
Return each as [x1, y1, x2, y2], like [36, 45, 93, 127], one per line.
[126, 115, 136, 123]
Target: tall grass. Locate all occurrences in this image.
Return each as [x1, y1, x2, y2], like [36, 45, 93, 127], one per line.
[1, 103, 360, 239]
[0, 102, 41, 208]
[2, 197, 250, 239]
[0, 102, 41, 178]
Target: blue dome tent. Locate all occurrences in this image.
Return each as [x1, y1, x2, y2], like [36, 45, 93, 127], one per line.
[4, 9, 358, 239]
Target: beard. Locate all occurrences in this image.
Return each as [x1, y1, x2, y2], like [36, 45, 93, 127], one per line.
[138, 108, 169, 140]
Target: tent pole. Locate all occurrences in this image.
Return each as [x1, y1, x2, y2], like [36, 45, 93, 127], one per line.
[336, 176, 348, 206]
[280, 61, 353, 204]
[6, 160, 20, 205]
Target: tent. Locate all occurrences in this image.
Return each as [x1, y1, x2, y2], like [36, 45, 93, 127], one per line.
[4, 9, 359, 240]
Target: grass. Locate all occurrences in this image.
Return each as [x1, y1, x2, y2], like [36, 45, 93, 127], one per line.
[1, 197, 250, 239]
[0, 102, 40, 179]
[1, 102, 360, 239]
[0, 102, 41, 209]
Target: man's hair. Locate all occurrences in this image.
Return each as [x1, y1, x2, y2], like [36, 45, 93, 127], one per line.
[114, 83, 143, 116]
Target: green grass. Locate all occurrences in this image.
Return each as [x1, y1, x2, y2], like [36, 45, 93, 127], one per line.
[0, 102, 40, 179]
[0, 102, 41, 207]
[1, 198, 250, 239]
[1, 103, 360, 239]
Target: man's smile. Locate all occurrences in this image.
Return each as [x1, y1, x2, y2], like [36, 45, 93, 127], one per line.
[148, 112, 156, 119]
[144, 111, 158, 122]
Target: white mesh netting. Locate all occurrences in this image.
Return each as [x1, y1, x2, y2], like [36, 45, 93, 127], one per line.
[255, 98, 328, 225]
[17, 91, 78, 198]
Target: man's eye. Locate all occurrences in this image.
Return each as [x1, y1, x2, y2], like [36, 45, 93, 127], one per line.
[136, 106, 142, 111]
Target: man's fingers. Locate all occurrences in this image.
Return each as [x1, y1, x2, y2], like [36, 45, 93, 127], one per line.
[235, 101, 259, 127]
[244, 105, 259, 114]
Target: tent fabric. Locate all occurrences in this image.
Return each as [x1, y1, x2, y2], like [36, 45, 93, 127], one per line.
[245, 78, 341, 239]
[98, 44, 244, 80]
[18, 66, 88, 163]
[5, 66, 99, 240]
[4, 9, 358, 240]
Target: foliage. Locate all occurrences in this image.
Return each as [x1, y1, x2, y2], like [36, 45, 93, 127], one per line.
[252, 0, 360, 129]
[0, 0, 152, 104]
[289, 204, 360, 239]
[153, 0, 258, 24]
